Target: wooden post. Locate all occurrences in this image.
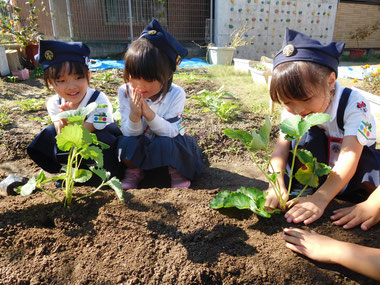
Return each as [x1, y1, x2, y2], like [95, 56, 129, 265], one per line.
[5, 49, 22, 71]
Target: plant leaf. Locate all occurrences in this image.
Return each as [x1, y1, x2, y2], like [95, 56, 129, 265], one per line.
[259, 116, 271, 148]
[56, 124, 92, 151]
[280, 115, 301, 137]
[294, 149, 314, 164]
[223, 129, 252, 144]
[80, 145, 104, 168]
[297, 119, 311, 138]
[90, 167, 108, 181]
[295, 163, 319, 188]
[305, 113, 331, 126]
[57, 102, 98, 120]
[106, 177, 125, 204]
[249, 132, 266, 151]
[209, 191, 231, 209]
[315, 162, 331, 177]
[73, 169, 92, 183]
[19, 176, 37, 196]
[223, 192, 251, 209]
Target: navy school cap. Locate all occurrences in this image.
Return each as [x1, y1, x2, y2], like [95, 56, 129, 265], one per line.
[36, 40, 90, 70]
[139, 19, 188, 68]
[273, 28, 345, 77]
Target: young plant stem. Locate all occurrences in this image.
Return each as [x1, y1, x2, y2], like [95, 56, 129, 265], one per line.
[39, 186, 62, 203]
[74, 183, 105, 202]
[286, 138, 301, 199]
[287, 183, 310, 208]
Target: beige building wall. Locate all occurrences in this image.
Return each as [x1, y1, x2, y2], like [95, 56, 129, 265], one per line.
[333, 2, 380, 49]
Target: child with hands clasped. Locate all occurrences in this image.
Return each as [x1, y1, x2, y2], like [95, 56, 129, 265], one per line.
[265, 29, 380, 225]
[27, 40, 123, 179]
[282, 186, 380, 280]
[117, 19, 204, 190]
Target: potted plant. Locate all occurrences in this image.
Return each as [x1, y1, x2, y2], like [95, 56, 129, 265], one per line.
[208, 22, 254, 65]
[348, 20, 380, 59]
[0, 0, 46, 67]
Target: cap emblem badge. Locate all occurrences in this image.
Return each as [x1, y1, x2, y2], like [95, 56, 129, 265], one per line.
[44, 50, 54, 61]
[283, 44, 295, 57]
[148, 30, 157, 35]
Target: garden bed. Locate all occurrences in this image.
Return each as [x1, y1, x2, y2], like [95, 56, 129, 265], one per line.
[0, 68, 379, 284]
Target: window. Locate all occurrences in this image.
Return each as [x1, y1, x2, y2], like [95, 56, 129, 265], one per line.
[340, 0, 380, 5]
[104, 0, 165, 24]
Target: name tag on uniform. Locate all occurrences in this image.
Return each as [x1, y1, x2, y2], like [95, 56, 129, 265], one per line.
[93, 104, 108, 130]
[328, 136, 343, 168]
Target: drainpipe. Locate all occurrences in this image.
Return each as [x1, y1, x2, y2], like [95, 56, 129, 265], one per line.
[65, 0, 74, 41]
[128, 0, 134, 41]
[48, 0, 57, 39]
[210, 0, 213, 43]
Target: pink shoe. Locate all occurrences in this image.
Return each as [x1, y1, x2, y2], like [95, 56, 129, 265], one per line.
[168, 167, 191, 188]
[122, 168, 143, 190]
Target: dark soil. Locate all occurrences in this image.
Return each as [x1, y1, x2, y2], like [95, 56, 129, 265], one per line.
[0, 69, 379, 284]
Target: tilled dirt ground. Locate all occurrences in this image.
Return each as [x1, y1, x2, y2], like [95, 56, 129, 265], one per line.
[0, 69, 379, 284]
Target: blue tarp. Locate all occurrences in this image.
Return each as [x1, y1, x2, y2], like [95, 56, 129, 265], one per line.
[88, 58, 211, 71]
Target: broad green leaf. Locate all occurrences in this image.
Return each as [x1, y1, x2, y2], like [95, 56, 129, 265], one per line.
[315, 163, 331, 177]
[106, 177, 125, 204]
[295, 163, 319, 188]
[80, 145, 104, 168]
[223, 192, 251, 209]
[305, 113, 331, 126]
[297, 119, 311, 138]
[67, 115, 86, 125]
[74, 169, 92, 183]
[209, 190, 231, 209]
[284, 134, 297, 141]
[223, 129, 252, 144]
[90, 167, 108, 181]
[19, 176, 37, 196]
[280, 115, 301, 137]
[294, 149, 314, 164]
[57, 124, 92, 151]
[249, 132, 266, 151]
[259, 116, 272, 147]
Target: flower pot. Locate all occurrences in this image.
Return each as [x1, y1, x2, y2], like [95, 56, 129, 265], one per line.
[208, 47, 236, 65]
[249, 63, 272, 85]
[25, 44, 39, 68]
[233, 58, 254, 74]
[349, 49, 366, 59]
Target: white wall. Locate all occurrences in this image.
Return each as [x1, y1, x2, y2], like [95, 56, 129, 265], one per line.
[214, 0, 338, 60]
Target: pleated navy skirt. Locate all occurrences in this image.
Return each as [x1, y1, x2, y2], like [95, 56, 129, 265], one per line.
[117, 134, 204, 180]
[27, 123, 123, 179]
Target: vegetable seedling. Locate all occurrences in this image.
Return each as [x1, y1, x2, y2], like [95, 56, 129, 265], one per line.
[210, 113, 332, 217]
[18, 103, 124, 207]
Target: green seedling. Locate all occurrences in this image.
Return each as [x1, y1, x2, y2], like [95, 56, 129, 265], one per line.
[0, 109, 12, 128]
[6, 75, 17, 83]
[18, 102, 124, 207]
[191, 87, 239, 122]
[210, 113, 332, 216]
[15, 98, 45, 112]
[30, 65, 44, 78]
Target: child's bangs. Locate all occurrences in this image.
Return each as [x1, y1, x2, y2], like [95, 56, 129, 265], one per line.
[270, 62, 311, 103]
[124, 48, 165, 83]
[44, 61, 89, 86]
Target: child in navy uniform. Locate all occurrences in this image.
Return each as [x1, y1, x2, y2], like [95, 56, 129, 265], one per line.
[117, 19, 204, 189]
[27, 40, 123, 179]
[265, 29, 380, 225]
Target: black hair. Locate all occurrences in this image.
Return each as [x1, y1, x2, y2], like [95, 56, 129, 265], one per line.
[123, 37, 174, 97]
[43, 61, 89, 89]
[270, 61, 334, 103]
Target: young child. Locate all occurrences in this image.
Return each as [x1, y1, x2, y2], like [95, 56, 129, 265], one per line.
[282, 186, 380, 280]
[265, 28, 380, 225]
[27, 40, 123, 179]
[117, 19, 204, 190]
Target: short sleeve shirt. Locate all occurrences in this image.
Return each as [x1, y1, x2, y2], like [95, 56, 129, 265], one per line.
[46, 87, 114, 130]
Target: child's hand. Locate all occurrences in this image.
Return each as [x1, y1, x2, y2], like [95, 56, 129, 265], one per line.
[331, 199, 380, 230]
[59, 101, 75, 112]
[285, 195, 327, 224]
[282, 228, 339, 263]
[129, 88, 142, 121]
[265, 186, 287, 210]
[141, 99, 155, 121]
